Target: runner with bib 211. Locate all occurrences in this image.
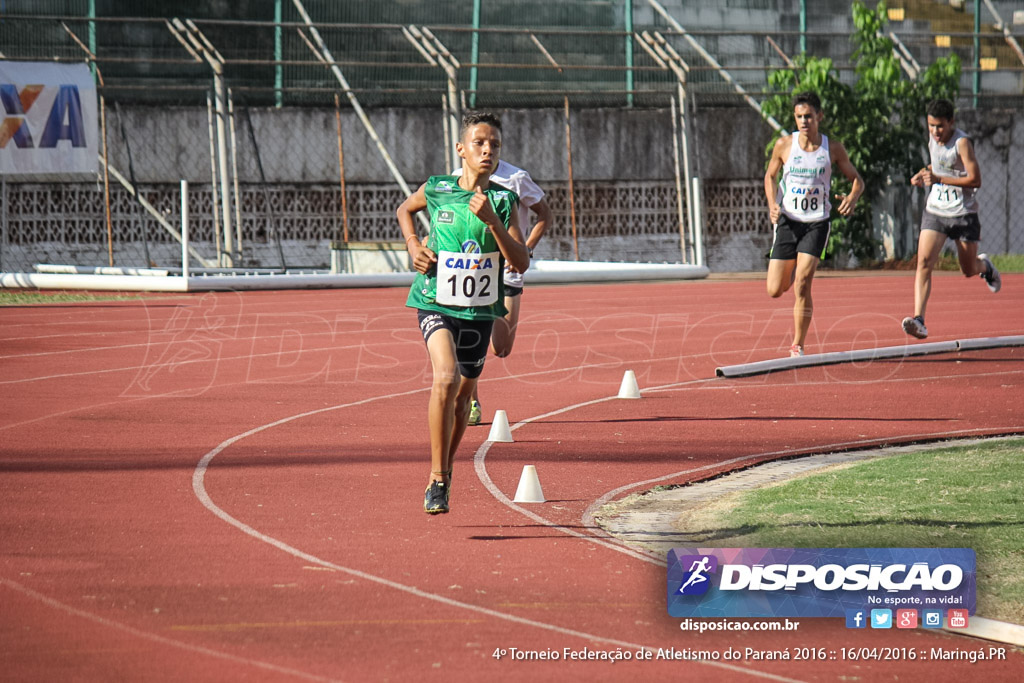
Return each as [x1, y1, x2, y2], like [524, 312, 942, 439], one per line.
[901, 98, 1001, 341]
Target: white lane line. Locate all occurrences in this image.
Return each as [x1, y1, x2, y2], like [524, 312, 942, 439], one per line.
[0, 578, 339, 683]
[470, 389, 707, 567]
[580, 369, 1024, 551]
[192, 386, 804, 683]
[0, 298, 408, 335]
[0, 337, 373, 361]
[0, 343, 410, 385]
[472, 368, 1024, 566]
[0, 347, 687, 431]
[0, 312, 424, 357]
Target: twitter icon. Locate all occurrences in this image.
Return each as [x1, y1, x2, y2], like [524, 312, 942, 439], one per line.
[870, 609, 892, 629]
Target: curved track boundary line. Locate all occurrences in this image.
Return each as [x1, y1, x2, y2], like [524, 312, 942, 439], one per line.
[0, 578, 337, 682]
[471, 376, 721, 563]
[191, 386, 804, 683]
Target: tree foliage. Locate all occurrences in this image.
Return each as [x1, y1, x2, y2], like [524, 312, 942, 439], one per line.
[762, 1, 960, 261]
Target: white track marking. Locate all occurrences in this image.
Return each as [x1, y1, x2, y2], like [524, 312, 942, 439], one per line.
[0, 337, 374, 361]
[472, 381, 716, 566]
[0, 345, 702, 431]
[471, 370, 1024, 565]
[191, 388, 804, 682]
[0, 578, 339, 682]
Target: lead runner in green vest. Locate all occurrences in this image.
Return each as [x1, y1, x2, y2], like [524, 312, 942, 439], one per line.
[398, 112, 531, 514]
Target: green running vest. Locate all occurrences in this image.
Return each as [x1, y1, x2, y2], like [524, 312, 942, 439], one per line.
[406, 175, 519, 320]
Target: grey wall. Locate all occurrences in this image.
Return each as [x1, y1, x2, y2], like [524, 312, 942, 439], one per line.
[101, 103, 1024, 261]
[108, 104, 776, 185]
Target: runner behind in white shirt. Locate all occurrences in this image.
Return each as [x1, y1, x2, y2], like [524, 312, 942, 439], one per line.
[901, 98, 1000, 340]
[453, 159, 553, 425]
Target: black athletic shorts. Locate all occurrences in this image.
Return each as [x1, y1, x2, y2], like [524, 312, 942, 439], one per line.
[920, 211, 981, 243]
[502, 283, 523, 298]
[770, 215, 831, 260]
[416, 310, 494, 379]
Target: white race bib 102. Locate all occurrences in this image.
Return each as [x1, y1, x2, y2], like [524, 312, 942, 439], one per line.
[436, 250, 500, 307]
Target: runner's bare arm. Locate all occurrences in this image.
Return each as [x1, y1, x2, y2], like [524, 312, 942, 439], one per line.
[915, 138, 981, 189]
[397, 184, 436, 274]
[764, 136, 788, 224]
[831, 141, 864, 217]
[524, 198, 552, 252]
[469, 187, 530, 273]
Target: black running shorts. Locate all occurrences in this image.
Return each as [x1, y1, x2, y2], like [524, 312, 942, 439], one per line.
[770, 215, 831, 260]
[416, 310, 494, 379]
[502, 283, 523, 298]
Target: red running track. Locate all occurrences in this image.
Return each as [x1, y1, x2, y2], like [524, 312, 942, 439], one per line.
[1, 272, 1022, 682]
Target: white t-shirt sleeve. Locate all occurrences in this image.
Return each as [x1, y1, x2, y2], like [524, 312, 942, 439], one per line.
[514, 171, 545, 207]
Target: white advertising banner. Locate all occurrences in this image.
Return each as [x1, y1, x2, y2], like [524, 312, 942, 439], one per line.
[0, 61, 98, 180]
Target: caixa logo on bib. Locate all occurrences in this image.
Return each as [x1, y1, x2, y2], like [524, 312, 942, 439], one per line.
[667, 548, 976, 618]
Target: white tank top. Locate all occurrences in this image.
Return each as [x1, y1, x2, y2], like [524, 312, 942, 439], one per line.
[778, 134, 831, 222]
[926, 129, 978, 217]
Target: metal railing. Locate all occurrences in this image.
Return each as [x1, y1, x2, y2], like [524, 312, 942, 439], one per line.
[2, 6, 1023, 275]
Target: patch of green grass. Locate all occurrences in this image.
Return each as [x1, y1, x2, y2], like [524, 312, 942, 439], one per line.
[934, 251, 1024, 273]
[0, 290, 140, 306]
[990, 254, 1024, 273]
[713, 439, 1024, 624]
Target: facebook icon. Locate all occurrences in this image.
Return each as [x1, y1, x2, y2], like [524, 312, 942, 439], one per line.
[845, 609, 867, 629]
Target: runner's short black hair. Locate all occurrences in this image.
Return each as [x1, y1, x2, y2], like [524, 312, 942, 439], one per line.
[793, 91, 822, 112]
[460, 111, 502, 137]
[926, 99, 955, 121]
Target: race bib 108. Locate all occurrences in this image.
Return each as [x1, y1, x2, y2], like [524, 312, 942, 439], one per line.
[783, 183, 828, 221]
[436, 250, 500, 307]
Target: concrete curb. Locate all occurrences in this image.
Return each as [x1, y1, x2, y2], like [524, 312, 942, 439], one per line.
[594, 436, 1024, 647]
[716, 336, 1024, 378]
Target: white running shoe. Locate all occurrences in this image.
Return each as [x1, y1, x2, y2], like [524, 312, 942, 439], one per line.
[789, 344, 804, 358]
[902, 316, 928, 339]
[978, 254, 1001, 293]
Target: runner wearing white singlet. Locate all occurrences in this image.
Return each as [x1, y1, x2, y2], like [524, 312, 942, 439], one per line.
[764, 91, 864, 358]
[902, 98, 1000, 340]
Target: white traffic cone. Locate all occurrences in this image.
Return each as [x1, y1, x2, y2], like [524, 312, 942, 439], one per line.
[513, 465, 545, 503]
[487, 409, 514, 442]
[617, 369, 641, 399]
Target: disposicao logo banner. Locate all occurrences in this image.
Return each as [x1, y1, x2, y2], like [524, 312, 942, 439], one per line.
[667, 548, 976, 618]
